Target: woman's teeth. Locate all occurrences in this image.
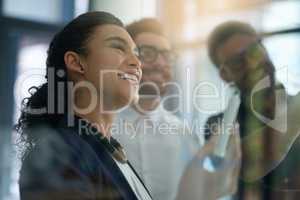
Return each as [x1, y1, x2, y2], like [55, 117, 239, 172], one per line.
[118, 73, 138, 83]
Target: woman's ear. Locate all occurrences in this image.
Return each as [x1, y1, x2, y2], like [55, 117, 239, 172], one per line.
[64, 51, 85, 75]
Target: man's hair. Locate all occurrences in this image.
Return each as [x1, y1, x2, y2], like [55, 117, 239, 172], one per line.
[126, 18, 165, 40]
[208, 21, 258, 67]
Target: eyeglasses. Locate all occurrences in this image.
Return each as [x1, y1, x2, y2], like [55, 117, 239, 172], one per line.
[220, 41, 264, 70]
[138, 45, 177, 64]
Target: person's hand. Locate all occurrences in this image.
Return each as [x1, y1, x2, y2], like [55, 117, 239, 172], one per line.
[176, 126, 241, 200]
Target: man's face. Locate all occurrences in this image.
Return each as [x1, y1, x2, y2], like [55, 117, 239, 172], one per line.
[134, 32, 173, 96]
[216, 34, 263, 87]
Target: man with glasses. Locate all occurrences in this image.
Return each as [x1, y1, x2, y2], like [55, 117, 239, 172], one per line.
[112, 18, 203, 200]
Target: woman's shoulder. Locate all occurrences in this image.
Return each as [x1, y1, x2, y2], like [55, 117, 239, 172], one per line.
[24, 124, 81, 156]
[20, 124, 102, 178]
[19, 124, 109, 200]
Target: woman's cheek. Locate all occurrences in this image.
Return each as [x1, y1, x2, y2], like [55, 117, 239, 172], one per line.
[100, 51, 125, 70]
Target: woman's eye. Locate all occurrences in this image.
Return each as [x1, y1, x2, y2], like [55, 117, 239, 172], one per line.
[111, 43, 126, 52]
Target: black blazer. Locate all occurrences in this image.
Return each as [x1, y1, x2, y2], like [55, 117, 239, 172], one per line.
[19, 117, 151, 200]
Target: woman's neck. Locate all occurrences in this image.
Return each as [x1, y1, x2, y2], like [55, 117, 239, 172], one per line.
[74, 88, 114, 138]
[132, 97, 161, 115]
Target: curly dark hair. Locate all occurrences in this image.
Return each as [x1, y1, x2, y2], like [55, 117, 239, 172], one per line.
[15, 11, 123, 160]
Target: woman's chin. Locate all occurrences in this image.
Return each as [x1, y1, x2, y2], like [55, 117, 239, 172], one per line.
[125, 91, 139, 106]
[117, 89, 139, 109]
[131, 93, 139, 105]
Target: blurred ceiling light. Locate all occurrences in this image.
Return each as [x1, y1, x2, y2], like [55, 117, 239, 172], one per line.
[141, 0, 157, 18]
[3, 0, 63, 23]
[195, 0, 269, 16]
[91, 0, 157, 25]
[183, 21, 198, 41]
[183, 0, 198, 41]
[262, 0, 300, 32]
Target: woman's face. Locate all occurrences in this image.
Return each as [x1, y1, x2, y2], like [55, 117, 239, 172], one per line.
[216, 34, 257, 86]
[82, 24, 142, 111]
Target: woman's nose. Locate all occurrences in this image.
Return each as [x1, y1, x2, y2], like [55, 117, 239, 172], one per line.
[128, 51, 142, 69]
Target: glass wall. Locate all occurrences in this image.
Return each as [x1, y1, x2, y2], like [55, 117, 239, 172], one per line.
[1, 0, 300, 199]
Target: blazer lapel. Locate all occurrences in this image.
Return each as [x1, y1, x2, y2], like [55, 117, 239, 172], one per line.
[81, 133, 138, 200]
[127, 161, 153, 199]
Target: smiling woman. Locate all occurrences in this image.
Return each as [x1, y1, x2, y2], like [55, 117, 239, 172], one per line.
[15, 11, 152, 200]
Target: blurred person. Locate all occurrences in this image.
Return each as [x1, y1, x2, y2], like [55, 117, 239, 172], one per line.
[112, 18, 203, 200]
[206, 21, 300, 200]
[16, 11, 153, 200]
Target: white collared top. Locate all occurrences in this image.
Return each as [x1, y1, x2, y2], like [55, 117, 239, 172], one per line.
[112, 105, 204, 200]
